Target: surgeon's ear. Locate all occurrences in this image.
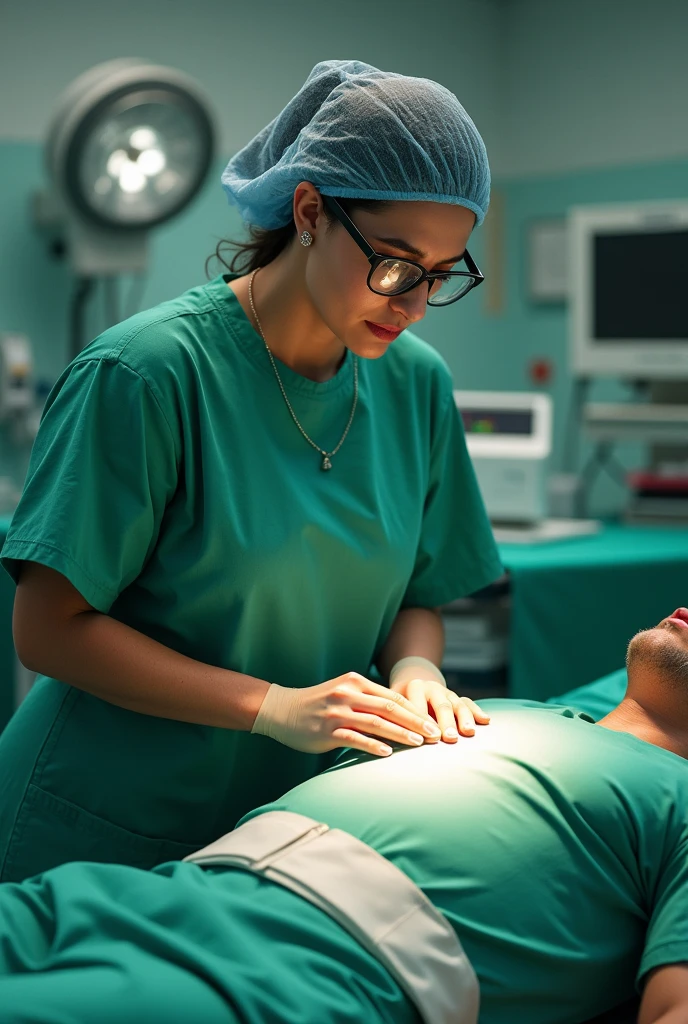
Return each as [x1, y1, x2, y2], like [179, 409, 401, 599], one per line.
[293, 181, 323, 239]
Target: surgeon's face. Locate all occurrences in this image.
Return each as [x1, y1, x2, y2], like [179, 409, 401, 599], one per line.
[626, 608, 688, 687]
[305, 194, 477, 360]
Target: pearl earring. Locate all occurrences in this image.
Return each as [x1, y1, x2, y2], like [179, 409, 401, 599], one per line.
[300, 230, 313, 247]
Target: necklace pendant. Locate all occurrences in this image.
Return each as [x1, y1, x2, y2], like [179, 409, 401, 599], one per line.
[321, 455, 332, 471]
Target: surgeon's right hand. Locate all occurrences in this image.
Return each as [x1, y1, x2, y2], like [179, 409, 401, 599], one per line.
[250, 672, 442, 756]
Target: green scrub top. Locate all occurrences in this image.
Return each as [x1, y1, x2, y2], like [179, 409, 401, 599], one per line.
[248, 700, 688, 1024]
[0, 272, 501, 882]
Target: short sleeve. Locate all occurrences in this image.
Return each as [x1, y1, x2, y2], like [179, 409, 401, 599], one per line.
[1, 357, 179, 612]
[638, 828, 688, 986]
[401, 385, 503, 608]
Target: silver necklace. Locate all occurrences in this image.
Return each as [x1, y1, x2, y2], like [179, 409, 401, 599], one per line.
[248, 268, 359, 471]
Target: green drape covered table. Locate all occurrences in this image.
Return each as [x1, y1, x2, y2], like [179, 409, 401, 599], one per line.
[499, 525, 688, 701]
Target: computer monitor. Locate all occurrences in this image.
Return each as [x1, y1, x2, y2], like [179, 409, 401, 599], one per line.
[455, 390, 551, 461]
[569, 200, 688, 379]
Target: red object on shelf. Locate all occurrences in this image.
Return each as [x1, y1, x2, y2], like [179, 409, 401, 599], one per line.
[627, 471, 688, 493]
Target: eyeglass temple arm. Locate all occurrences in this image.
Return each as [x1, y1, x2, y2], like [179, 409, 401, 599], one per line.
[321, 195, 378, 261]
[463, 250, 483, 280]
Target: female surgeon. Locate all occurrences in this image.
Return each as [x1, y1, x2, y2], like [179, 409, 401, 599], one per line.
[0, 60, 503, 882]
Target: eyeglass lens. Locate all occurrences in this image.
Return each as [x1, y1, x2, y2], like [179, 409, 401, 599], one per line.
[369, 259, 474, 305]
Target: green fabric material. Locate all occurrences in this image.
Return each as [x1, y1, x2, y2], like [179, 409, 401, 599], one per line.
[0, 858, 419, 1024]
[499, 525, 688, 700]
[245, 700, 688, 1024]
[0, 272, 501, 881]
[0, 520, 14, 732]
[547, 667, 628, 721]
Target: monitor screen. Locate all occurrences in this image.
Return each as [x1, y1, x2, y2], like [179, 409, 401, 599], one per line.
[594, 229, 688, 340]
[461, 409, 534, 436]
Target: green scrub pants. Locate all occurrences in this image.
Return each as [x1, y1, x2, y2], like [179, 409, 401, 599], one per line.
[0, 857, 419, 1024]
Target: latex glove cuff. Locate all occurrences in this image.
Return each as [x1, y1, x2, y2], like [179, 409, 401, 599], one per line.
[389, 656, 446, 689]
[251, 683, 301, 744]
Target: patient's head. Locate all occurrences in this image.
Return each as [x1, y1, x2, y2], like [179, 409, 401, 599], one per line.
[626, 608, 688, 695]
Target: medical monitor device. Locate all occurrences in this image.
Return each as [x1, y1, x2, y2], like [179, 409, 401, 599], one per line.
[454, 391, 552, 524]
[570, 200, 688, 379]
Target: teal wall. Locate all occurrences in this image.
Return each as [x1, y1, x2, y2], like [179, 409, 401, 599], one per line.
[1, 139, 687, 512]
[497, 0, 688, 178]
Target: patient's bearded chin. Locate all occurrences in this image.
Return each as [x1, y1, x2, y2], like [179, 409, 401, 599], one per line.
[627, 627, 688, 696]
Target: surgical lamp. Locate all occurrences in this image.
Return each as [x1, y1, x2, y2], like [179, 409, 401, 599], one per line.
[33, 58, 217, 357]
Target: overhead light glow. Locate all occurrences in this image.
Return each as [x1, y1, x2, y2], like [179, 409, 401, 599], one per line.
[119, 163, 147, 194]
[129, 127, 158, 150]
[106, 149, 129, 177]
[137, 148, 166, 176]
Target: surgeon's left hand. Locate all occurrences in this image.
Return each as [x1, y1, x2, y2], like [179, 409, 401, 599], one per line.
[389, 656, 490, 742]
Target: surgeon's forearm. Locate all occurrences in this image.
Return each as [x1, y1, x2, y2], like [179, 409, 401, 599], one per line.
[376, 606, 444, 683]
[641, 1004, 688, 1024]
[638, 965, 688, 1024]
[17, 602, 269, 729]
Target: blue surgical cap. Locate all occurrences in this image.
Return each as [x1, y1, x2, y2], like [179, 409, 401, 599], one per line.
[221, 59, 490, 229]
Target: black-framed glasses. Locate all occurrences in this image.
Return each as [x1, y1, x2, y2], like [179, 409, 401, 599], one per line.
[322, 195, 484, 307]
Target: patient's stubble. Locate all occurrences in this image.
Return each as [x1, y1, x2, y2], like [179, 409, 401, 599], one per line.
[626, 624, 688, 692]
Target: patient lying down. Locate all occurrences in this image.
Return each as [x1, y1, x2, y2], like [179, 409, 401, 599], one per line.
[2, 608, 688, 1024]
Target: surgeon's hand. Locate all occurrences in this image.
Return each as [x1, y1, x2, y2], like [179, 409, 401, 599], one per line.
[389, 656, 490, 741]
[392, 677, 489, 741]
[251, 672, 442, 757]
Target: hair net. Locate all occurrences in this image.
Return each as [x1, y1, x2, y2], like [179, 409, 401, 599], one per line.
[221, 59, 490, 230]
